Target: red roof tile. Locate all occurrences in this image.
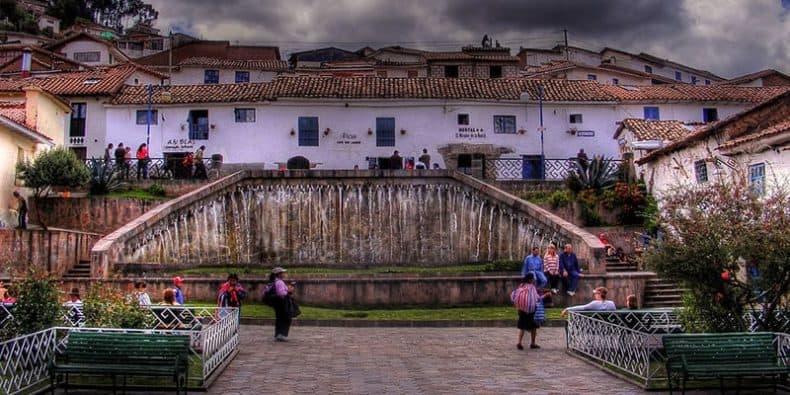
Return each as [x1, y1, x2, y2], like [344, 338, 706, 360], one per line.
[0, 101, 26, 124]
[718, 69, 790, 86]
[717, 120, 790, 151]
[19, 63, 165, 96]
[178, 57, 288, 71]
[614, 119, 695, 141]
[602, 84, 789, 103]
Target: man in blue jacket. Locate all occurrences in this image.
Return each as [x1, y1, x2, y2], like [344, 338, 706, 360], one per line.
[521, 246, 547, 288]
[559, 243, 582, 296]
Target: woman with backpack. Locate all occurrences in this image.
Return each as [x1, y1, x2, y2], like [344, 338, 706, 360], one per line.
[265, 267, 295, 342]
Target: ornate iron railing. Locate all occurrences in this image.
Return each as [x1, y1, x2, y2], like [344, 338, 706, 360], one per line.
[483, 157, 622, 181]
[85, 157, 220, 180]
[0, 306, 238, 394]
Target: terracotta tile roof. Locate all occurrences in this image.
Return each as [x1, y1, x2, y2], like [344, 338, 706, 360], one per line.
[45, 32, 130, 63]
[718, 69, 790, 86]
[0, 101, 26, 124]
[422, 51, 519, 62]
[614, 119, 695, 141]
[0, 78, 30, 91]
[0, 46, 88, 74]
[602, 84, 790, 103]
[178, 57, 288, 71]
[637, 90, 790, 164]
[18, 63, 165, 96]
[111, 77, 620, 104]
[137, 41, 281, 68]
[717, 120, 790, 151]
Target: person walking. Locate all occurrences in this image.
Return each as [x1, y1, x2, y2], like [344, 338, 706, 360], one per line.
[543, 244, 561, 294]
[172, 276, 185, 304]
[217, 273, 246, 320]
[521, 246, 547, 288]
[136, 143, 149, 180]
[418, 148, 431, 169]
[512, 273, 549, 350]
[559, 243, 582, 296]
[267, 267, 294, 342]
[560, 286, 616, 317]
[12, 191, 27, 229]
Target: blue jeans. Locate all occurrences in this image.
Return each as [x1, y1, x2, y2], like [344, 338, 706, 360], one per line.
[563, 271, 580, 292]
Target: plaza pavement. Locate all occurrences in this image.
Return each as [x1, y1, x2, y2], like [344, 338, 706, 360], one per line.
[208, 325, 643, 394]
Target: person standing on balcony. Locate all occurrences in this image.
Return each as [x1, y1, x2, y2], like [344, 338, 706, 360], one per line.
[172, 276, 185, 304]
[136, 143, 149, 180]
[114, 143, 126, 176]
[124, 146, 132, 179]
[418, 148, 431, 169]
[576, 148, 588, 170]
[390, 150, 403, 170]
[12, 191, 26, 229]
[104, 143, 113, 164]
[193, 145, 207, 179]
[559, 243, 582, 296]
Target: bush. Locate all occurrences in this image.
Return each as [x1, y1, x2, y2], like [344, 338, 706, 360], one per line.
[83, 283, 153, 329]
[565, 155, 618, 194]
[0, 273, 61, 339]
[145, 183, 166, 197]
[483, 260, 522, 272]
[547, 190, 572, 209]
[88, 158, 124, 195]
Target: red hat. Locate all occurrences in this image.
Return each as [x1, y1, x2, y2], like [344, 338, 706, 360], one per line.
[173, 276, 184, 285]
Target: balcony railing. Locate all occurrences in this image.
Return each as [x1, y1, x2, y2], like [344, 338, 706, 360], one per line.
[85, 157, 220, 180]
[483, 157, 622, 181]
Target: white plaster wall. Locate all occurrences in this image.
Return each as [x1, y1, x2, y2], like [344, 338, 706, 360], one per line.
[616, 103, 749, 124]
[566, 49, 601, 67]
[58, 41, 112, 65]
[170, 68, 276, 84]
[371, 52, 423, 63]
[565, 69, 650, 85]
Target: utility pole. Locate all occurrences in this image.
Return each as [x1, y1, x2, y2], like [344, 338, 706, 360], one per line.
[563, 29, 569, 61]
[146, 84, 153, 147]
[538, 84, 546, 179]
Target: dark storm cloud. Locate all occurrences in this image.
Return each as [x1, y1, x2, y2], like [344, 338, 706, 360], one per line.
[147, 0, 788, 78]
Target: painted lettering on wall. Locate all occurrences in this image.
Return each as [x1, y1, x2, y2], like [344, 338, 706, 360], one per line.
[164, 138, 195, 150]
[336, 132, 361, 145]
[456, 127, 486, 139]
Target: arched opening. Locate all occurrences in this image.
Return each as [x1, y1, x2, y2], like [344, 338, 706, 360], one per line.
[286, 156, 311, 170]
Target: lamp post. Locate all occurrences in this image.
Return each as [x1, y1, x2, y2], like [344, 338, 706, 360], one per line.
[146, 84, 153, 147]
[538, 84, 545, 179]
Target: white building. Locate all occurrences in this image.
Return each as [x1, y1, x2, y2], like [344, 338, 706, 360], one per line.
[46, 32, 130, 67]
[101, 78, 786, 173]
[613, 119, 698, 162]
[637, 91, 790, 196]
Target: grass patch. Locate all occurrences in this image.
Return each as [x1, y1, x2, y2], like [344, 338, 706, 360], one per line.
[166, 262, 521, 277]
[188, 302, 563, 321]
[108, 189, 169, 200]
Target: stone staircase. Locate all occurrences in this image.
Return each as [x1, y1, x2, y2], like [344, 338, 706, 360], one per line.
[604, 256, 637, 272]
[63, 260, 91, 279]
[643, 278, 685, 308]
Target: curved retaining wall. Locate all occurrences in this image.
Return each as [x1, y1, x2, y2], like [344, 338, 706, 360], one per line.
[91, 170, 606, 277]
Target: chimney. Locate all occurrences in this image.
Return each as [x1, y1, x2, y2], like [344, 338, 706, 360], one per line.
[21, 47, 32, 77]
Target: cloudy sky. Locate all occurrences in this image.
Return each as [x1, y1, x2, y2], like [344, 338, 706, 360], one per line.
[145, 0, 789, 78]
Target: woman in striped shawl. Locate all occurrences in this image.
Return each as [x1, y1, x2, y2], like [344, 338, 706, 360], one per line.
[511, 272, 550, 350]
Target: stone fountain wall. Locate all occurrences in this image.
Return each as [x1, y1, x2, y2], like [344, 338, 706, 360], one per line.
[93, 170, 605, 277]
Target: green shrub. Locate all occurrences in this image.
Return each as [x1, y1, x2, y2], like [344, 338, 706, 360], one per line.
[483, 260, 521, 272]
[546, 190, 572, 209]
[145, 183, 166, 197]
[88, 158, 124, 195]
[83, 282, 153, 329]
[0, 273, 61, 339]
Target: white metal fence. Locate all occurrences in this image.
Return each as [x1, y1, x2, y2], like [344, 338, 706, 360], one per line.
[0, 306, 238, 394]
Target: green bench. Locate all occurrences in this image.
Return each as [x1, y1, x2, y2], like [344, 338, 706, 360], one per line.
[49, 331, 191, 394]
[663, 332, 789, 394]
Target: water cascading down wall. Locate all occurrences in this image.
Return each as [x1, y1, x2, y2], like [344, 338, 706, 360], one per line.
[93, 170, 603, 275]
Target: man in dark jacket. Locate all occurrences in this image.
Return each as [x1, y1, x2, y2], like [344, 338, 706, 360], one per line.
[559, 243, 582, 296]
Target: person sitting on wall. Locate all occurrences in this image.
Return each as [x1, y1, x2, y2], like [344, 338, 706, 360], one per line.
[521, 246, 547, 288]
[560, 286, 616, 317]
[559, 243, 582, 296]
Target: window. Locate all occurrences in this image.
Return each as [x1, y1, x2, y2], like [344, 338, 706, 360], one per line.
[298, 116, 319, 146]
[703, 108, 718, 123]
[675, 71, 682, 81]
[644, 65, 653, 73]
[489, 65, 502, 79]
[612, 78, 619, 85]
[587, 74, 597, 81]
[705, 79, 711, 85]
[70, 103, 86, 137]
[457, 113, 469, 125]
[234, 108, 255, 123]
[188, 110, 209, 140]
[493, 115, 516, 134]
[569, 114, 583, 124]
[407, 70, 418, 78]
[444, 65, 459, 78]
[376, 117, 396, 147]
[643, 106, 660, 120]
[136, 109, 158, 125]
[694, 160, 708, 183]
[691, 76, 698, 85]
[204, 70, 219, 84]
[749, 163, 765, 196]
[73, 51, 100, 62]
[235, 71, 250, 83]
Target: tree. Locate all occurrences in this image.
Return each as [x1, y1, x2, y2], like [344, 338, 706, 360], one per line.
[15, 147, 90, 230]
[45, 0, 158, 32]
[643, 178, 789, 332]
[0, 273, 61, 340]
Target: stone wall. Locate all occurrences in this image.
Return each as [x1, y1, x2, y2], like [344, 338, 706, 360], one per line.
[60, 272, 653, 308]
[31, 197, 162, 234]
[0, 229, 99, 277]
